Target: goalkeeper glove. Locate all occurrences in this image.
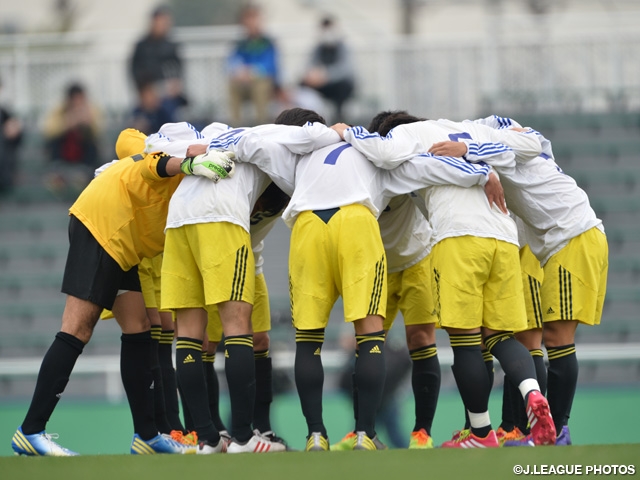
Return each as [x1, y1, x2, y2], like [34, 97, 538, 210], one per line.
[180, 150, 236, 182]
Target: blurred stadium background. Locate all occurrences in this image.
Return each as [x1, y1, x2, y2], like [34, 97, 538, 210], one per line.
[1, 0, 639, 453]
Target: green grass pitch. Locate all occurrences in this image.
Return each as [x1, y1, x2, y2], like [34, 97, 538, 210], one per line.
[1, 445, 639, 480]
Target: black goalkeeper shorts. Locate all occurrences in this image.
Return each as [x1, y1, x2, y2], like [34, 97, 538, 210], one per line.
[61, 215, 141, 310]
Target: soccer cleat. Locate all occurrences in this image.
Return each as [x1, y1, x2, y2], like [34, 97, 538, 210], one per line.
[255, 430, 292, 451]
[526, 390, 557, 446]
[408, 428, 434, 449]
[330, 431, 357, 451]
[130, 433, 193, 454]
[496, 426, 526, 446]
[441, 429, 499, 448]
[227, 433, 285, 453]
[11, 427, 79, 456]
[170, 430, 199, 447]
[449, 428, 470, 443]
[504, 433, 535, 447]
[305, 432, 329, 451]
[353, 431, 387, 451]
[197, 438, 227, 454]
[555, 426, 572, 446]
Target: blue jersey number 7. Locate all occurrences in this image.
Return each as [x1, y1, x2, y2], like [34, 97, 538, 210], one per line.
[448, 132, 472, 142]
[323, 144, 352, 165]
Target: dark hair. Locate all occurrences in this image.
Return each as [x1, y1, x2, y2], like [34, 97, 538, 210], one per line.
[367, 110, 408, 133]
[251, 181, 290, 223]
[321, 16, 334, 29]
[274, 108, 326, 126]
[66, 83, 85, 99]
[378, 112, 426, 137]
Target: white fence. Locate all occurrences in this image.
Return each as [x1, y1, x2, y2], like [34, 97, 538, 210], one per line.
[1, 25, 640, 128]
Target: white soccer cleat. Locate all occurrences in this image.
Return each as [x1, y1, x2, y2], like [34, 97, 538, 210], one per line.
[227, 433, 286, 453]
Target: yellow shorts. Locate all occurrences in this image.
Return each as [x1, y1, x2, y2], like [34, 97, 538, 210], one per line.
[100, 254, 165, 320]
[542, 227, 608, 325]
[289, 204, 387, 330]
[161, 222, 255, 310]
[431, 236, 527, 332]
[206, 273, 271, 343]
[139, 254, 165, 309]
[520, 245, 544, 331]
[384, 254, 436, 331]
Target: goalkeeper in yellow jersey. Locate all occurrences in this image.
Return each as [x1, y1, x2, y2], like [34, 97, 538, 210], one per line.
[11, 129, 234, 456]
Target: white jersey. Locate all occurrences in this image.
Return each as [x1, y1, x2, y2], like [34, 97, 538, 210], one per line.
[164, 123, 340, 233]
[144, 121, 230, 155]
[345, 119, 541, 174]
[345, 122, 527, 246]
[378, 195, 432, 273]
[234, 135, 494, 229]
[469, 115, 604, 266]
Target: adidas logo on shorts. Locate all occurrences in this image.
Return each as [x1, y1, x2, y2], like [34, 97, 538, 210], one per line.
[547, 307, 555, 314]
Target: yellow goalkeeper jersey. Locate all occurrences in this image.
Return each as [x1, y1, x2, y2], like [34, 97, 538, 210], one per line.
[69, 152, 183, 271]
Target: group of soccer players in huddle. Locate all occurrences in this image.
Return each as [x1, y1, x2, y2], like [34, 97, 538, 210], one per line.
[11, 105, 608, 456]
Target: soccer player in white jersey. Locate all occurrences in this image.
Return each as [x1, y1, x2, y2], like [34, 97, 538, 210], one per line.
[202, 181, 292, 450]
[232, 107, 512, 450]
[146, 122, 292, 448]
[329, 112, 441, 451]
[334, 112, 557, 448]
[432, 115, 608, 446]
[158, 115, 339, 454]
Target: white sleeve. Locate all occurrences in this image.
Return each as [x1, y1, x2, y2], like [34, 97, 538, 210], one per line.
[344, 126, 425, 169]
[460, 140, 516, 176]
[233, 133, 296, 196]
[384, 153, 494, 196]
[272, 122, 341, 154]
[489, 129, 541, 163]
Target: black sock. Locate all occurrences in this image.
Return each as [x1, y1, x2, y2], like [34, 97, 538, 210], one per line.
[351, 369, 358, 425]
[354, 331, 386, 438]
[175, 337, 218, 443]
[203, 353, 226, 432]
[294, 329, 326, 437]
[178, 380, 194, 432]
[409, 344, 440, 434]
[253, 351, 272, 433]
[501, 374, 528, 433]
[483, 349, 495, 389]
[159, 330, 184, 432]
[450, 333, 491, 437]
[546, 344, 578, 432]
[486, 333, 537, 387]
[461, 348, 493, 430]
[21, 332, 84, 434]
[150, 326, 171, 434]
[224, 335, 255, 443]
[531, 349, 547, 395]
[120, 331, 157, 440]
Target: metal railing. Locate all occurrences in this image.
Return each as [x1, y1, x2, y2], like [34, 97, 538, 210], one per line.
[1, 26, 640, 126]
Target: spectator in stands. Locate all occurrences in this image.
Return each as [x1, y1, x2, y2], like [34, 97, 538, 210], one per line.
[0, 76, 23, 195]
[130, 5, 187, 121]
[227, 4, 281, 126]
[300, 16, 355, 123]
[42, 83, 102, 197]
[128, 81, 175, 135]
